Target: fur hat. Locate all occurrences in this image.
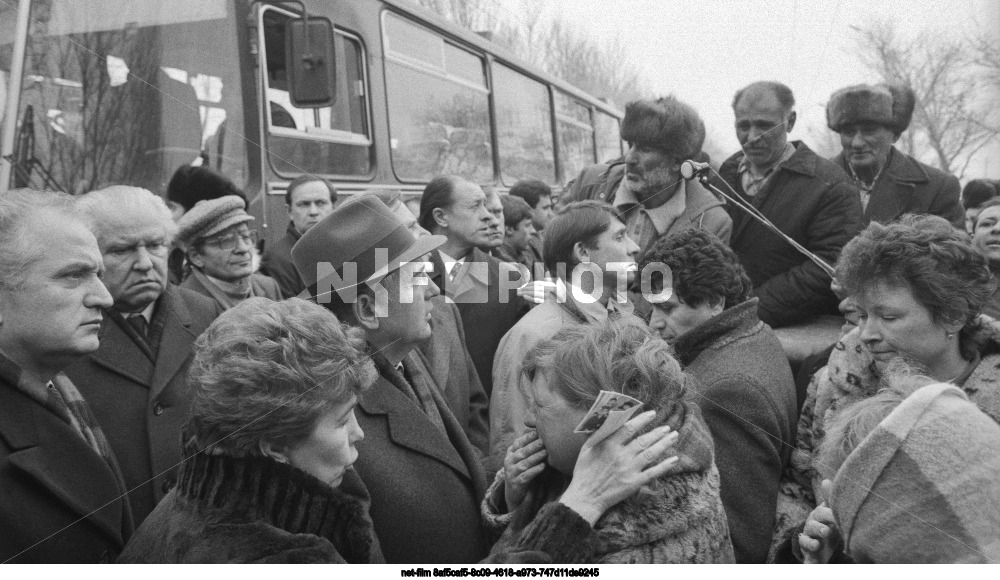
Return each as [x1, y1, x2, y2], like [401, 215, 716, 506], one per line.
[175, 195, 254, 249]
[620, 96, 705, 161]
[167, 165, 247, 212]
[826, 83, 916, 135]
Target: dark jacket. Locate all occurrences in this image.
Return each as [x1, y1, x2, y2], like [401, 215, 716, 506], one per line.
[832, 147, 963, 228]
[673, 299, 797, 563]
[0, 360, 133, 563]
[118, 452, 383, 563]
[353, 349, 490, 563]
[429, 248, 527, 397]
[418, 296, 491, 456]
[180, 270, 283, 308]
[65, 285, 220, 524]
[719, 142, 863, 328]
[260, 223, 305, 298]
[562, 161, 733, 257]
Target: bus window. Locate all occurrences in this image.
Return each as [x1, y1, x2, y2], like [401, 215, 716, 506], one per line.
[383, 12, 492, 183]
[260, 7, 371, 178]
[8, 0, 248, 194]
[493, 63, 555, 186]
[595, 109, 623, 164]
[555, 91, 595, 185]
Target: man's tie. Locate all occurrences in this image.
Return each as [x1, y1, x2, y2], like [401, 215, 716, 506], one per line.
[127, 314, 148, 341]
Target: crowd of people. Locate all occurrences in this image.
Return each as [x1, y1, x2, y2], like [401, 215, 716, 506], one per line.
[0, 79, 998, 565]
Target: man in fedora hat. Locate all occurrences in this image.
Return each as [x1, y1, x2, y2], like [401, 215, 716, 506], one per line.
[827, 83, 963, 228]
[291, 196, 490, 564]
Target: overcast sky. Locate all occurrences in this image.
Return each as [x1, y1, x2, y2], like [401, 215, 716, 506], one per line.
[547, 0, 1000, 179]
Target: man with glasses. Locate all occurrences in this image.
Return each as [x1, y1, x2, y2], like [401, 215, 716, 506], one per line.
[176, 196, 282, 309]
[66, 186, 221, 526]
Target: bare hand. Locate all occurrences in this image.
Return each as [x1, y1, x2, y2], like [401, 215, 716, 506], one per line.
[800, 480, 841, 564]
[504, 429, 548, 513]
[516, 281, 557, 305]
[558, 410, 679, 525]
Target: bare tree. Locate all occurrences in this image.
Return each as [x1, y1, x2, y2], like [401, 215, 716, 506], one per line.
[851, 21, 1000, 179]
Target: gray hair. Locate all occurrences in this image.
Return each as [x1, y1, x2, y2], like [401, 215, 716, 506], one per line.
[77, 185, 178, 246]
[0, 189, 78, 290]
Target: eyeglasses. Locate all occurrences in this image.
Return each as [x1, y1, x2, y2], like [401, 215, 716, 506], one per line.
[203, 229, 257, 251]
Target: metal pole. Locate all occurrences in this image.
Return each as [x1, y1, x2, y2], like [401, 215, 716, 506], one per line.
[0, 0, 32, 193]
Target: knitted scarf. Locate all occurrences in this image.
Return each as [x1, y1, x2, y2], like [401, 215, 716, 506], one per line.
[189, 267, 253, 310]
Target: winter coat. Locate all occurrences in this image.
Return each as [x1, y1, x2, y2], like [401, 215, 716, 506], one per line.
[418, 296, 491, 456]
[770, 319, 1000, 561]
[65, 284, 220, 524]
[353, 349, 490, 563]
[483, 396, 734, 563]
[719, 142, 863, 328]
[562, 161, 732, 258]
[180, 270, 283, 308]
[259, 222, 305, 298]
[673, 299, 797, 563]
[0, 356, 133, 563]
[832, 147, 963, 228]
[831, 383, 1000, 563]
[117, 451, 383, 563]
[428, 248, 528, 397]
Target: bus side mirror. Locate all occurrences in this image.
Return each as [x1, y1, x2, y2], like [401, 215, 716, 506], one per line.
[285, 16, 336, 108]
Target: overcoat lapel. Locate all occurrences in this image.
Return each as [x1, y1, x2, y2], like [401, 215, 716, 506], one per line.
[149, 288, 199, 401]
[90, 317, 153, 387]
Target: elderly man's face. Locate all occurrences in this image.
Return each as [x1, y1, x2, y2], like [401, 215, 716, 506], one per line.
[0, 211, 113, 375]
[98, 214, 170, 312]
[734, 86, 793, 170]
[484, 191, 504, 248]
[439, 181, 493, 251]
[189, 224, 256, 282]
[839, 123, 896, 175]
[376, 260, 440, 348]
[288, 181, 334, 235]
[623, 144, 680, 205]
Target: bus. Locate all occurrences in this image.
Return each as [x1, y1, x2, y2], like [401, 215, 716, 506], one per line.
[0, 0, 625, 250]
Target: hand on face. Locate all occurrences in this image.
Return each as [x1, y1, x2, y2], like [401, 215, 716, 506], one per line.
[503, 428, 548, 513]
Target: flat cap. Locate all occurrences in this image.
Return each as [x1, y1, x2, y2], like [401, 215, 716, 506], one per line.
[176, 195, 254, 249]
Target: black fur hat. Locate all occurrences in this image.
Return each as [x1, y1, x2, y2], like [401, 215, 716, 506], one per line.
[620, 96, 705, 161]
[166, 164, 247, 212]
[827, 83, 916, 135]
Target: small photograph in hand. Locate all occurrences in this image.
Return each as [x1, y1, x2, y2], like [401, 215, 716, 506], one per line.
[574, 390, 643, 437]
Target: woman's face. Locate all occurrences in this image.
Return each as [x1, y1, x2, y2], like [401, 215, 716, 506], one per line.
[524, 371, 588, 476]
[282, 398, 364, 488]
[856, 282, 957, 374]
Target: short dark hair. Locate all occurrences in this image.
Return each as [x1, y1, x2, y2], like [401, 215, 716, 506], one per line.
[419, 175, 462, 232]
[509, 180, 552, 209]
[500, 195, 532, 228]
[167, 165, 246, 212]
[543, 200, 623, 277]
[285, 175, 338, 207]
[962, 179, 1000, 210]
[640, 228, 752, 309]
[732, 81, 796, 115]
[837, 214, 996, 360]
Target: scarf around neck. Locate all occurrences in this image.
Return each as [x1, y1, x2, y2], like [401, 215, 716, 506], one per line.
[190, 267, 253, 310]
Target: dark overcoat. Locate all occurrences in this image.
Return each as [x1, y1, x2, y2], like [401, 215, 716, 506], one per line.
[352, 349, 490, 563]
[719, 142, 863, 328]
[0, 365, 132, 563]
[832, 147, 963, 228]
[259, 223, 305, 298]
[65, 284, 219, 524]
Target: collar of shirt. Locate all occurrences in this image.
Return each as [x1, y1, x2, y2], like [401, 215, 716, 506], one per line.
[118, 301, 155, 325]
[613, 178, 688, 236]
[554, 278, 634, 323]
[738, 142, 796, 193]
[438, 249, 466, 278]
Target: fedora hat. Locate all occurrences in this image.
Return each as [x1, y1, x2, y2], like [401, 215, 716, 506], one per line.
[291, 195, 445, 301]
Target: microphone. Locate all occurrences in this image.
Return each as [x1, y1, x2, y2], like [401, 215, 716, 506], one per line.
[680, 160, 711, 180]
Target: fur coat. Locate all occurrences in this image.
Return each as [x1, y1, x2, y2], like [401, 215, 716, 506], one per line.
[770, 318, 1000, 561]
[483, 397, 734, 563]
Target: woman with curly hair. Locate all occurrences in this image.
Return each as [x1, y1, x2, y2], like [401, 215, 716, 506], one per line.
[484, 318, 735, 563]
[772, 214, 1000, 562]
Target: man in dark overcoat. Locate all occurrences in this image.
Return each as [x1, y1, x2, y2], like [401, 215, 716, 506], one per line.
[66, 186, 220, 525]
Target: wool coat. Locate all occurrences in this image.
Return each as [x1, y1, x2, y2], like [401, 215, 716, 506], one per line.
[418, 296, 490, 455]
[0, 361, 133, 563]
[429, 248, 527, 398]
[64, 284, 220, 524]
[719, 142, 863, 328]
[771, 319, 1000, 561]
[483, 397, 734, 563]
[832, 147, 963, 228]
[353, 348, 491, 563]
[562, 160, 733, 257]
[180, 270, 283, 308]
[673, 299, 797, 563]
[118, 452, 384, 563]
[259, 222, 306, 298]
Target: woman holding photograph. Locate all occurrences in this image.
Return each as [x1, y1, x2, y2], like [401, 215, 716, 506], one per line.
[483, 318, 735, 563]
